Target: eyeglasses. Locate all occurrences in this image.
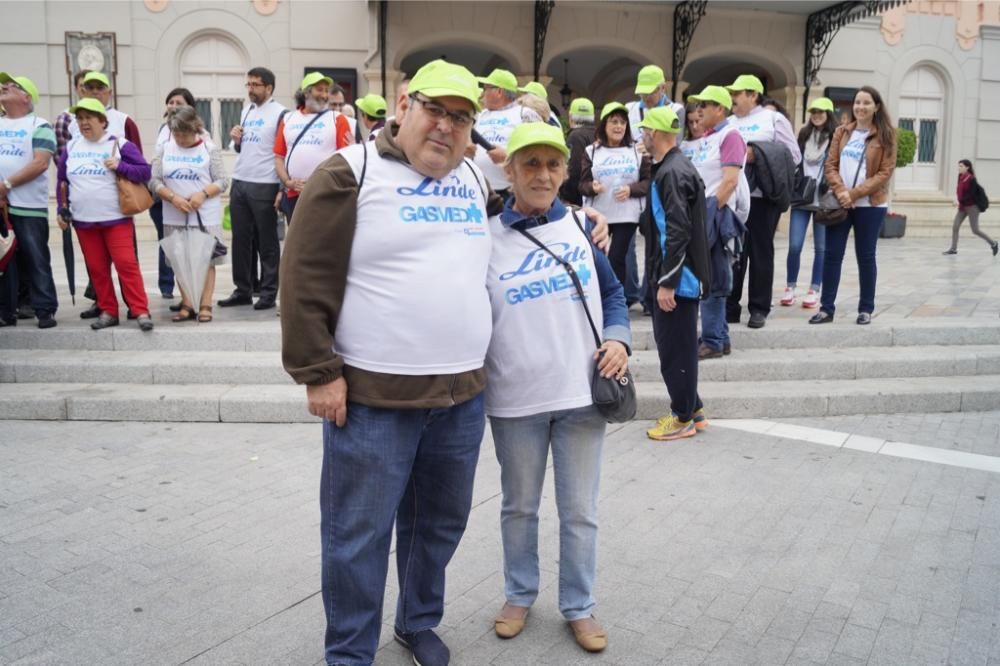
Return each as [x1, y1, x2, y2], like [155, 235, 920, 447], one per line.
[410, 94, 474, 129]
[245, 82, 267, 89]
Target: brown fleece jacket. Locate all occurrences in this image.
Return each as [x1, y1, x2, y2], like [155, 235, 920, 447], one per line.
[278, 124, 504, 409]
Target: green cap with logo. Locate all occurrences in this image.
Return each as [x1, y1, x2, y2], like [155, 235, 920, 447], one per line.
[355, 93, 387, 119]
[69, 97, 108, 117]
[638, 106, 681, 135]
[600, 101, 628, 121]
[477, 68, 519, 93]
[569, 97, 594, 118]
[635, 64, 666, 95]
[517, 81, 548, 100]
[83, 71, 111, 88]
[506, 121, 569, 158]
[726, 74, 764, 93]
[410, 59, 482, 112]
[688, 85, 732, 110]
[0, 72, 39, 104]
[301, 71, 334, 90]
[807, 97, 835, 113]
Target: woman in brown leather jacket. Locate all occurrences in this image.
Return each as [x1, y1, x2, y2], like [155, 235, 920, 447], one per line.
[809, 86, 897, 326]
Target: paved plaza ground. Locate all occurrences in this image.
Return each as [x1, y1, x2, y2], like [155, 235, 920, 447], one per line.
[2, 230, 1000, 664]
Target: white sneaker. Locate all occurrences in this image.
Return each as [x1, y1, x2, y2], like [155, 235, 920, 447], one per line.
[780, 287, 795, 306]
[802, 289, 819, 308]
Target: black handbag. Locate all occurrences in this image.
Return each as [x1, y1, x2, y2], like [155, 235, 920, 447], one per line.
[514, 213, 637, 423]
[815, 137, 869, 226]
[790, 163, 817, 209]
[195, 211, 228, 260]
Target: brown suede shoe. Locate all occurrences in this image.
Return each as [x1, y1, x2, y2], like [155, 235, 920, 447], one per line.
[569, 616, 607, 652]
[494, 603, 529, 639]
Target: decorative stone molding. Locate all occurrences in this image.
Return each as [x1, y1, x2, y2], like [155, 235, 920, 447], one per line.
[881, 1, 1000, 50]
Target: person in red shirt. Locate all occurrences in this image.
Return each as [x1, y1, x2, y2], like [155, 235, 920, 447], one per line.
[273, 72, 352, 220]
[943, 159, 996, 256]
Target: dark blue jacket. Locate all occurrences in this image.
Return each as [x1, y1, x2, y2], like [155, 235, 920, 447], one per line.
[704, 196, 747, 298]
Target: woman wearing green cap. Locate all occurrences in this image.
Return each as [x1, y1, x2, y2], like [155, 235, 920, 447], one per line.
[579, 102, 651, 295]
[486, 122, 631, 653]
[782, 97, 836, 309]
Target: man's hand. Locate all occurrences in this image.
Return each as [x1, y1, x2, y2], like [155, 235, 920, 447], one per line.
[230, 125, 243, 145]
[613, 185, 630, 202]
[274, 191, 283, 211]
[57, 215, 69, 231]
[594, 340, 629, 379]
[103, 157, 120, 171]
[487, 146, 507, 164]
[580, 206, 610, 253]
[291, 178, 307, 191]
[307, 378, 348, 426]
[657, 285, 676, 313]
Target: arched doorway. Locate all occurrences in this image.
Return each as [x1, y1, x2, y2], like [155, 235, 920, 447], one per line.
[896, 65, 946, 191]
[178, 32, 248, 144]
[682, 50, 794, 110]
[399, 44, 517, 79]
[543, 47, 648, 111]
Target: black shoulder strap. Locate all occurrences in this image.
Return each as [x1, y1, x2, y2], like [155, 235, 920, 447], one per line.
[356, 141, 369, 191]
[462, 158, 488, 203]
[514, 221, 602, 349]
[284, 110, 329, 168]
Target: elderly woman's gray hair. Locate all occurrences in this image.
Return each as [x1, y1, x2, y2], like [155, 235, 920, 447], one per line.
[166, 105, 204, 135]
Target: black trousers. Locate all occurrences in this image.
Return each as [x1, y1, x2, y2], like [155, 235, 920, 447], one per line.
[230, 179, 280, 301]
[609, 223, 638, 293]
[651, 297, 702, 422]
[728, 197, 781, 320]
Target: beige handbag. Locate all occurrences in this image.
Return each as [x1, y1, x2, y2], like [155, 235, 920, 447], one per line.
[112, 140, 153, 216]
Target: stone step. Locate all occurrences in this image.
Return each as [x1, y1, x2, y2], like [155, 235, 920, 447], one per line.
[4, 346, 999, 386]
[4, 375, 999, 422]
[2, 318, 1000, 353]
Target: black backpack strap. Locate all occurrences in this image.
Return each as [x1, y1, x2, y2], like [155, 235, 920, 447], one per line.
[357, 141, 368, 191]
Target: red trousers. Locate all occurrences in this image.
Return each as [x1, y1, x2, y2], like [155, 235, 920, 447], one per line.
[75, 223, 149, 318]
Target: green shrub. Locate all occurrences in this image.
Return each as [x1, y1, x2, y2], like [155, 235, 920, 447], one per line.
[896, 127, 916, 168]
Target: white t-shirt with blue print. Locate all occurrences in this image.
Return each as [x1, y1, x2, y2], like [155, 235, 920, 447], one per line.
[839, 128, 885, 208]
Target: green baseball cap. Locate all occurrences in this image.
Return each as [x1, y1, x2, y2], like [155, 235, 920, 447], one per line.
[600, 101, 628, 121]
[477, 68, 519, 93]
[726, 74, 764, 93]
[410, 59, 482, 112]
[83, 71, 111, 88]
[301, 71, 334, 90]
[0, 72, 39, 104]
[638, 106, 681, 135]
[517, 81, 548, 100]
[635, 64, 665, 95]
[569, 97, 594, 118]
[807, 97, 835, 113]
[507, 121, 569, 158]
[355, 93, 387, 118]
[688, 85, 732, 110]
[69, 97, 108, 117]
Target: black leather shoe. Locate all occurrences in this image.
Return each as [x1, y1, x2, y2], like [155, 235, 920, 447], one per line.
[747, 312, 766, 329]
[856, 312, 872, 325]
[80, 303, 101, 319]
[0, 317, 16, 327]
[217, 294, 253, 307]
[253, 299, 276, 311]
[809, 311, 834, 324]
[37, 314, 57, 329]
[723, 343, 731, 356]
[726, 313, 741, 324]
[169, 302, 182, 312]
[16, 308, 34, 320]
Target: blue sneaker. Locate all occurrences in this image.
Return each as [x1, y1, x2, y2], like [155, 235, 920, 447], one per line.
[394, 629, 450, 666]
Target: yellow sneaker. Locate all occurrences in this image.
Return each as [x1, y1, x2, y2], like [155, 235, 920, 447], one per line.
[647, 415, 697, 441]
[693, 408, 708, 431]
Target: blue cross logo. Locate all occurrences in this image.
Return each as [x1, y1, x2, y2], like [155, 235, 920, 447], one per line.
[576, 262, 592, 286]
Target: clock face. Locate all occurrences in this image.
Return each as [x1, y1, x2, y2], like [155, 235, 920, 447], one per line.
[144, 0, 168, 11]
[254, 0, 278, 16]
[78, 44, 105, 73]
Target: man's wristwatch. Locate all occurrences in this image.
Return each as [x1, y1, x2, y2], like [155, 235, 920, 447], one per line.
[2, 178, 12, 190]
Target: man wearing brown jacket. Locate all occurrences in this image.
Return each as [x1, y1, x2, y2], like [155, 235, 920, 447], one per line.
[280, 60, 500, 666]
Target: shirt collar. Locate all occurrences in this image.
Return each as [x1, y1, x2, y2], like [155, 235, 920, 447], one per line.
[500, 197, 568, 229]
[705, 119, 729, 136]
[639, 94, 669, 111]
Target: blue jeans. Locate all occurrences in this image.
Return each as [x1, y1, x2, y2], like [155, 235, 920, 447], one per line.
[700, 295, 729, 352]
[786, 207, 825, 290]
[490, 404, 606, 620]
[0, 214, 58, 319]
[624, 234, 641, 304]
[149, 200, 175, 296]
[320, 394, 485, 666]
[820, 206, 886, 316]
